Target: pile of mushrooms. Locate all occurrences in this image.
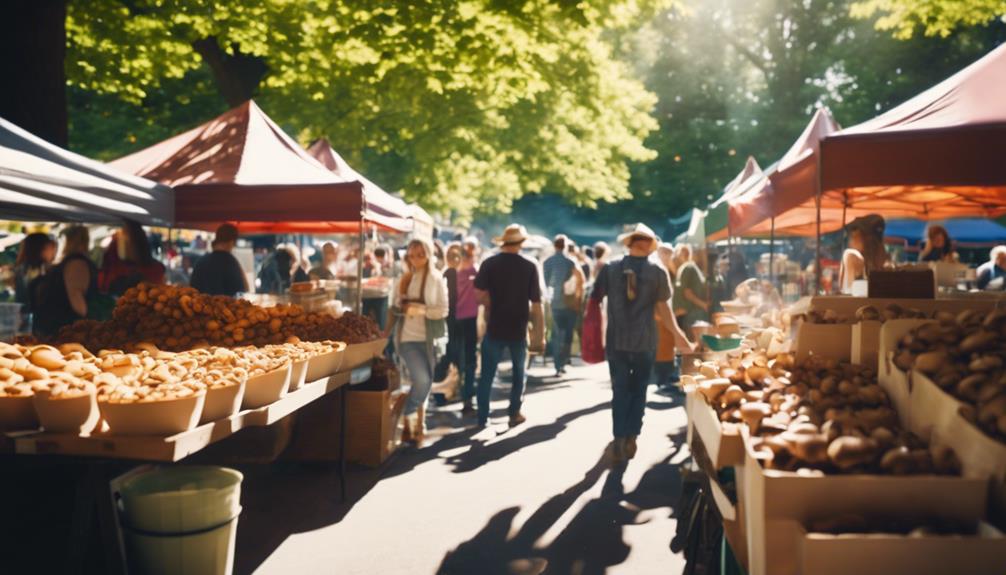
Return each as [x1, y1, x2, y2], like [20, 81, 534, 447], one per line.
[893, 308, 1006, 442]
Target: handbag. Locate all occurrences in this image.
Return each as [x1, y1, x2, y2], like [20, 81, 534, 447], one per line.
[581, 296, 605, 363]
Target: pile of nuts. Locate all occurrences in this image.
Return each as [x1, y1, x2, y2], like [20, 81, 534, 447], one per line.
[54, 284, 381, 352]
[893, 308, 1006, 442]
[689, 351, 960, 475]
[0, 339, 342, 408]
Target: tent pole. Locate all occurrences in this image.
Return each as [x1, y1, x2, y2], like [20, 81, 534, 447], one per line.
[815, 156, 823, 294]
[356, 217, 365, 315]
[769, 217, 775, 286]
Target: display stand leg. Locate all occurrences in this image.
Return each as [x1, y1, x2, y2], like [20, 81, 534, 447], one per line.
[339, 384, 348, 503]
[67, 462, 128, 575]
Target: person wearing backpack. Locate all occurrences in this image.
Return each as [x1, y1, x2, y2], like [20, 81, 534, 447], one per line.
[591, 224, 695, 463]
[33, 226, 98, 337]
[390, 238, 449, 444]
[542, 234, 584, 377]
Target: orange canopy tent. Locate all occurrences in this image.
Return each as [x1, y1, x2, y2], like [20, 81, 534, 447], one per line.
[110, 100, 412, 233]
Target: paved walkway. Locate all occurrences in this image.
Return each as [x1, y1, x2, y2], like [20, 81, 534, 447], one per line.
[236, 361, 691, 574]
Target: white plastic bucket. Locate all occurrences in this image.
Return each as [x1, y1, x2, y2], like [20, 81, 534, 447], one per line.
[119, 466, 243, 575]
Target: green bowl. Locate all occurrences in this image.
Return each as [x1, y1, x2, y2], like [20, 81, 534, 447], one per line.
[702, 334, 743, 352]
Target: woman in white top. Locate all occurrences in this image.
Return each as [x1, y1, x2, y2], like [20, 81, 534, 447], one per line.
[839, 214, 890, 294]
[394, 238, 449, 442]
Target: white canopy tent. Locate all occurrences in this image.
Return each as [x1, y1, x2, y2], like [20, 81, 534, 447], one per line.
[0, 118, 173, 225]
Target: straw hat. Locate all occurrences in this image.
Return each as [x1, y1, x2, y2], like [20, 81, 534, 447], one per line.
[617, 223, 660, 252]
[493, 224, 529, 246]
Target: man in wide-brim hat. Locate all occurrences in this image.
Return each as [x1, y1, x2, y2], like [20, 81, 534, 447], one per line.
[591, 222, 695, 463]
[474, 223, 545, 428]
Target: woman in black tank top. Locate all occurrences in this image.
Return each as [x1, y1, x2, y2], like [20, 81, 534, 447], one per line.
[33, 227, 97, 337]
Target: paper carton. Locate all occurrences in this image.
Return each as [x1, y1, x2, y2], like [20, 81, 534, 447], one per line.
[797, 521, 1006, 575]
[850, 319, 881, 368]
[741, 430, 989, 575]
[686, 387, 745, 469]
[794, 322, 851, 363]
[877, 319, 935, 428]
[807, 295, 1002, 319]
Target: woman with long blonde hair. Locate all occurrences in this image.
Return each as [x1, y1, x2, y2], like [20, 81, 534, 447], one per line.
[393, 238, 449, 442]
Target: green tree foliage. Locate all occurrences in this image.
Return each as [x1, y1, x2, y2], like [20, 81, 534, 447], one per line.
[65, 0, 668, 224]
[851, 0, 1006, 38]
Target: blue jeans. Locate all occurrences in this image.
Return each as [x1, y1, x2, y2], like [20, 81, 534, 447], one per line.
[399, 341, 434, 416]
[456, 317, 478, 401]
[551, 308, 577, 371]
[607, 349, 655, 438]
[477, 336, 527, 424]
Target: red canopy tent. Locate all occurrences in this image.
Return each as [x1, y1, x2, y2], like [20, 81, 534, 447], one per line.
[304, 138, 412, 233]
[819, 42, 1006, 219]
[109, 100, 411, 233]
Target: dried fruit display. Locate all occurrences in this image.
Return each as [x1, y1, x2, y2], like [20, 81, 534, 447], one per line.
[893, 308, 1006, 442]
[53, 284, 381, 352]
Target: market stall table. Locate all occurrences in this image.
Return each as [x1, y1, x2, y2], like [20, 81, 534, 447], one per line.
[4, 361, 375, 575]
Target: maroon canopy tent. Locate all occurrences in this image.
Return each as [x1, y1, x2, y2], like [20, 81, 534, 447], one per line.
[110, 100, 411, 233]
[819, 42, 1006, 219]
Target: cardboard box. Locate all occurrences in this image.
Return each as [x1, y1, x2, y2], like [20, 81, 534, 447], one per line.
[741, 430, 989, 575]
[797, 521, 1006, 575]
[877, 319, 934, 428]
[687, 387, 745, 470]
[345, 388, 403, 468]
[794, 322, 851, 363]
[713, 475, 749, 570]
[850, 320, 881, 368]
[807, 295, 1003, 318]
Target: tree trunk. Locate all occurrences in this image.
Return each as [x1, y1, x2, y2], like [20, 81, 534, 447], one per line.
[0, 0, 68, 146]
[192, 37, 268, 107]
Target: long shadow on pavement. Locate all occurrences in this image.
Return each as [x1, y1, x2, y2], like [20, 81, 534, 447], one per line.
[437, 427, 689, 575]
[235, 374, 613, 573]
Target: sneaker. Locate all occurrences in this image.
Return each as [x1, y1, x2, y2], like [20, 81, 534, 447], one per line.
[624, 436, 638, 460]
[508, 413, 527, 428]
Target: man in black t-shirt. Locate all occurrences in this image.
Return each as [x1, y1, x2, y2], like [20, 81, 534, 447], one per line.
[190, 224, 248, 297]
[474, 224, 545, 428]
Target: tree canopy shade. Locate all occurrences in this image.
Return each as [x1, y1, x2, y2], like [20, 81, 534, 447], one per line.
[851, 0, 1006, 39]
[63, 0, 665, 223]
